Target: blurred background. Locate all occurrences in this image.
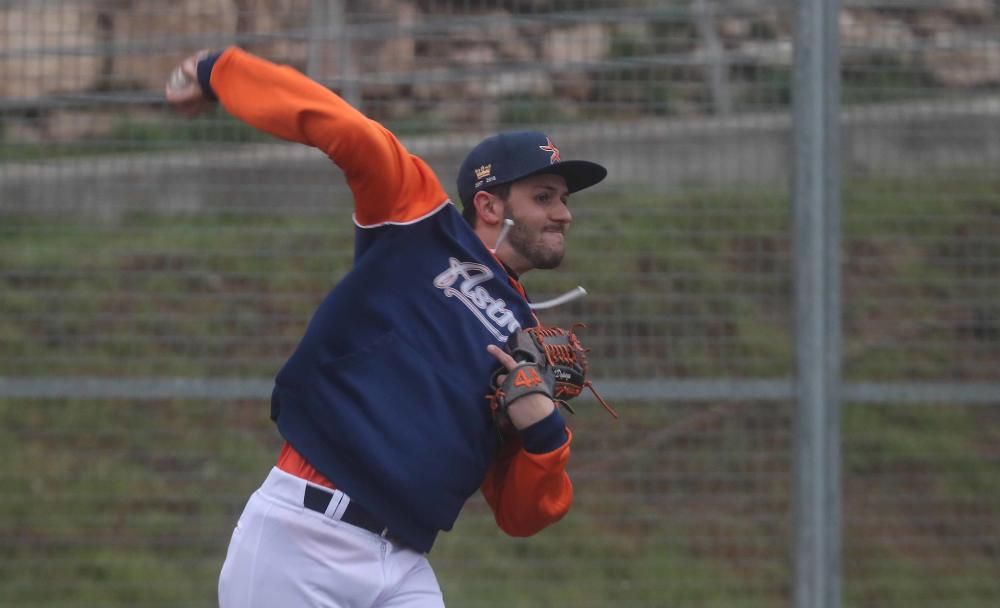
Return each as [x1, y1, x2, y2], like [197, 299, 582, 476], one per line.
[1, 1, 998, 606]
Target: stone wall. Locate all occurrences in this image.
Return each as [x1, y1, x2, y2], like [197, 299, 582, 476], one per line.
[2, 0, 999, 139]
[0, 4, 103, 99]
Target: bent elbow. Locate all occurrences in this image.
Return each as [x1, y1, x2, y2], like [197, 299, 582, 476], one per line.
[494, 491, 572, 537]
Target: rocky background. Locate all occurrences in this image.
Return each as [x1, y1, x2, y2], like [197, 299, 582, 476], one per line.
[1, 0, 999, 140]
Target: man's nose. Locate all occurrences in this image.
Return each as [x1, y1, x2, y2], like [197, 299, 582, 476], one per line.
[552, 200, 573, 223]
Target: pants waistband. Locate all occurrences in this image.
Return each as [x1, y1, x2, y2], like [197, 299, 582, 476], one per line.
[261, 467, 401, 543]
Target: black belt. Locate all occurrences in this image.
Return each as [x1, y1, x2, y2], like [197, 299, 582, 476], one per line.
[303, 484, 397, 541]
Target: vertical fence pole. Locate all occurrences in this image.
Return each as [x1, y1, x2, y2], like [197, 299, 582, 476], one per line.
[692, 0, 732, 116]
[307, 0, 360, 108]
[307, 0, 328, 78]
[791, 1, 842, 608]
[331, 0, 361, 109]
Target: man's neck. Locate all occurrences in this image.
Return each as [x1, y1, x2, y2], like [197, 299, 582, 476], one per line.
[499, 259, 520, 280]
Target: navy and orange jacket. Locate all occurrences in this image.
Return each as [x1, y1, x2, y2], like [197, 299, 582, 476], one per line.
[206, 48, 572, 552]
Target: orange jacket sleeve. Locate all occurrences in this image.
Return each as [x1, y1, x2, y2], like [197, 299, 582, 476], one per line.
[480, 425, 573, 537]
[208, 47, 448, 226]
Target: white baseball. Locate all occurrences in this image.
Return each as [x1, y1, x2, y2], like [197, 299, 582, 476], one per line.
[168, 66, 193, 92]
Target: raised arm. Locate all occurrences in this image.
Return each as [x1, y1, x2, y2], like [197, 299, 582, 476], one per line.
[165, 47, 448, 226]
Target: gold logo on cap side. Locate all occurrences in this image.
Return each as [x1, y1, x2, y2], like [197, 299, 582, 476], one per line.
[474, 164, 492, 180]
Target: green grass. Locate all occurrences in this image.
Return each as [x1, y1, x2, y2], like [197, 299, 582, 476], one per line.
[2, 396, 995, 606]
[1, 172, 999, 606]
[0, 397, 277, 607]
[1, 212, 353, 375]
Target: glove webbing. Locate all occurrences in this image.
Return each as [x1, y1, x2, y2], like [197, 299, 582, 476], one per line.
[531, 324, 619, 419]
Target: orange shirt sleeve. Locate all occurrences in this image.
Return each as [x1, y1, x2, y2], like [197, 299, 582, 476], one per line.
[208, 47, 448, 226]
[480, 428, 573, 537]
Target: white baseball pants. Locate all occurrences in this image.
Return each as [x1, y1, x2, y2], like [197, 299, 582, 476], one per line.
[218, 467, 445, 608]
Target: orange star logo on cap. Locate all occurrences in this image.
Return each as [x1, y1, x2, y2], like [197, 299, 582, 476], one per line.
[539, 138, 561, 164]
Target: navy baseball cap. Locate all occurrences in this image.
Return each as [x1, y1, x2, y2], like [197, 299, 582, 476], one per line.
[457, 131, 607, 208]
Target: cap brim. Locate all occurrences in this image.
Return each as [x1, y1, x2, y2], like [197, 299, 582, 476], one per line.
[518, 160, 608, 194]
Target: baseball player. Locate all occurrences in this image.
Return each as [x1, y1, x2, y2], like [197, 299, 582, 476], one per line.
[165, 47, 609, 607]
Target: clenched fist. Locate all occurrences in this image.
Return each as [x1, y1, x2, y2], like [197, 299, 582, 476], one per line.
[165, 49, 214, 117]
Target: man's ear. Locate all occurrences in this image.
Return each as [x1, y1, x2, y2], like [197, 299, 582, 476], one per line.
[473, 190, 504, 226]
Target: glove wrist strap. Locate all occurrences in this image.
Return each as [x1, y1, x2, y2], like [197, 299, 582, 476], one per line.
[497, 362, 554, 407]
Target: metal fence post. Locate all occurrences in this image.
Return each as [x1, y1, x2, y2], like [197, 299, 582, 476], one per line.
[693, 0, 732, 116]
[307, 0, 328, 78]
[307, 0, 360, 108]
[792, 0, 842, 608]
[332, 0, 361, 109]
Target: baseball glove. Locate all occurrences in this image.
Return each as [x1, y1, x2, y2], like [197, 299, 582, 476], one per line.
[487, 324, 618, 430]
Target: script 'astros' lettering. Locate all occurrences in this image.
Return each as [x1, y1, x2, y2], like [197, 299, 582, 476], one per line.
[433, 257, 521, 341]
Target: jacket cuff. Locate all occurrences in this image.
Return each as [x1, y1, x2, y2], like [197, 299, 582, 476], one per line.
[519, 408, 568, 454]
[196, 50, 224, 101]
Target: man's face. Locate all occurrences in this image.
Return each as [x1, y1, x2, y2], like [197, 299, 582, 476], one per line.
[503, 173, 573, 271]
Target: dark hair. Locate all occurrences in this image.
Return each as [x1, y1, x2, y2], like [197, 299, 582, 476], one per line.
[461, 182, 511, 227]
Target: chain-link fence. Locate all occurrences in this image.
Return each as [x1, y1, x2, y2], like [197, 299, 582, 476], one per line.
[1, 1, 998, 607]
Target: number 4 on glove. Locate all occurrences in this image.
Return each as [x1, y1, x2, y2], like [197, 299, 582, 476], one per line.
[513, 367, 544, 388]
[488, 324, 619, 428]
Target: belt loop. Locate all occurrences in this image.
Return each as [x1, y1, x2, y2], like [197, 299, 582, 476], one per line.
[326, 490, 347, 520]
